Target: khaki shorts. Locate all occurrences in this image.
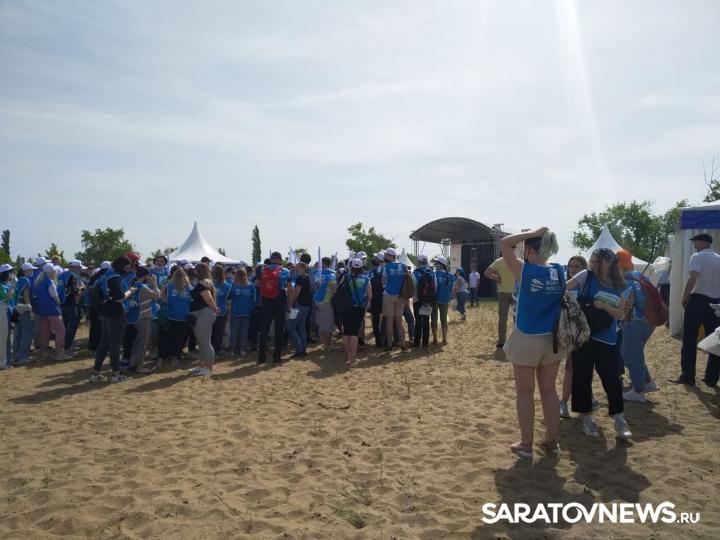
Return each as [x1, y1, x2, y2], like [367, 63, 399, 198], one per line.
[503, 329, 563, 367]
[382, 294, 404, 318]
[315, 302, 336, 333]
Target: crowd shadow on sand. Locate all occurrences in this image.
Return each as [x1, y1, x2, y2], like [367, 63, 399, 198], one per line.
[305, 345, 435, 379]
[690, 385, 720, 419]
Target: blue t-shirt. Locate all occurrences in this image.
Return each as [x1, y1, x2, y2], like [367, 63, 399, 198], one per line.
[435, 270, 456, 304]
[214, 280, 232, 316]
[515, 263, 564, 335]
[230, 284, 255, 316]
[15, 276, 30, 303]
[166, 282, 191, 321]
[382, 262, 406, 296]
[314, 268, 336, 303]
[347, 275, 370, 308]
[580, 271, 626, 345]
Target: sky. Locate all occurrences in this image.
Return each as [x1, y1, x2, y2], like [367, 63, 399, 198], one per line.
[1, 0, 719, 264]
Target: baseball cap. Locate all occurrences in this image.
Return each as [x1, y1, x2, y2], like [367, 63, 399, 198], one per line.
[126, 251, 141, 262]
[69, 259, 87, 269]
[270, 251, 283, 260]
[238, 260, 247, 267]
[34, 257, 48, 267]
[350, 258, 364, 269]
[374, 251, 385, 261]
[20, 262, 34, 271]
[417, 254, 429, 264]
[385, 248, 397, 257]
[435, 256, 448, 267]
[43, 263, 55, 274]
[690, 233, 713, 243]
[356, 251, 367, 259]
[100, 261, 111, 269]
[0, 263, 12, 273]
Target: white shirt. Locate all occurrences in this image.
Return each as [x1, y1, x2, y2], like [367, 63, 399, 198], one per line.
[689, 248, 720, 298]
[468, 271, 480, 288]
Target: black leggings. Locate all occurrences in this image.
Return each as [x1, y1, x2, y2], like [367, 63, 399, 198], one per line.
[211, 314, 226, 353]
[413, 302, 431, 346]
[571, 339, 624, 416]
[165, 319, 188, 359]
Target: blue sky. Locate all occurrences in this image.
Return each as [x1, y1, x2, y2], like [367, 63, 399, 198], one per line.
[1, 0, 719, 263]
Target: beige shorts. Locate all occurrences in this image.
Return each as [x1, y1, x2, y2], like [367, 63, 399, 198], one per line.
[382, 294, 404, 318]
[315, 302, 336, 333]
[503, 329, 563, 367]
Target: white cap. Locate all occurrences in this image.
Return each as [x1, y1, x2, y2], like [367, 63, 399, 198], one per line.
[183, 263, 194, 270]
[100, 261, 111, 270]
[69, 259, 87, 269]
[238, 260, 247, 266]
[350, 258, 364, 269]
[54, 265, 64, 273]
[385, 248, 397, 257]
[435, 256, 448, 267]
[356, 251, 367, 259]
[0, 263, 12, 273]
[35, 257, 48, 267]
[20, 262, 34, 271]
[417, 254, 429, 264]
[43, 263, 55, 274]
[374, 251, 385, 261]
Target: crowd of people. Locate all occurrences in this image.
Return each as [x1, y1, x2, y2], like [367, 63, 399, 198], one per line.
[0, 247, 473, 378]
[0, 229, 716, 462]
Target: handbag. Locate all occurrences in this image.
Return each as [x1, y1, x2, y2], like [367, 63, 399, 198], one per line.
[576, 272, 613, 334]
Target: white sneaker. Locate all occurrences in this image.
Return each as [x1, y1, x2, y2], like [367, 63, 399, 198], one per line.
[187, 366, 202, 374]
[582, 418, 600, 437]
[644, 381, 660, 393]
[110, 373, 130, 383]
[191, 367, 212, 377]
[88, 372, 105, 383]
[623, 389, 647, 402]
[55, 351, 73, 361]
[559, 400, 570, 419]
[614, 417, 632, 440]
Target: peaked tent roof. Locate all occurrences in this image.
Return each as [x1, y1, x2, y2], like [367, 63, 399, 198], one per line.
[582, 224, 647, 268]
[398, 248, 415, 271]
[168, 222, 241, 264]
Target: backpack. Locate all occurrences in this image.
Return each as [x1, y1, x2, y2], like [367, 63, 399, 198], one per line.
[399, 270, 415, 300]
[626, 274, 668, 327]
[553, 268, 590, 353]
[331, 275, 353, 312]
[260, 266, 282, 299]
[417, 271, 436, 304]
[370, 270, 384, 308]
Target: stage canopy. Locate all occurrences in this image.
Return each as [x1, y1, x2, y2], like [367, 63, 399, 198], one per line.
[410, 217, 498, 244]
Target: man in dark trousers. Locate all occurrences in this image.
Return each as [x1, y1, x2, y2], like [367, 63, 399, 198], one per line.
[257, 251, 291, 364]
[670, 233, 720, 387]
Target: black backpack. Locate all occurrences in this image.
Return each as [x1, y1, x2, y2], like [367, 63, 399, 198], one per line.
[370, 270, 384, 306]
[417, 271, 436, 304]
[331, 275, 353, 312]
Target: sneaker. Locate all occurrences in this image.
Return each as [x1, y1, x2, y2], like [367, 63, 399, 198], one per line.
[539, 440, 561, 456]
[441, 339, 447, 345]
[510, 442, 533, 459]
[88, 372, 105, 383]
[400, 345, 410, 354]
[559, 400, 570, 419]
[187, 366, 202, 374]
[460, 314, 466, 322]
[623, 389, 647, 403]
[384, 346, 393, 353]
[582, 418, 600, 437]
[644, 381, 660, 393]
[55, 351, 73, 361]
[614, 417, 632, 440]
[110, 374, 130, 383]
[591, 398, 600, 411]
[191, 368, 212, 376]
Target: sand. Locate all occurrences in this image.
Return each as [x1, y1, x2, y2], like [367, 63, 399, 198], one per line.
[0, 302, 718, 539]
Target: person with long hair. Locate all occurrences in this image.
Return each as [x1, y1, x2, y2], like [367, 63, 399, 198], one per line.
[0, 264, 14, 369]
[160, 266, 192, 368]
[559, 255, 598, 418]
[501, 227, 565, 459]
[228, 268, 255, 356]
[211, 264, 232, 358]
[566, 248, 632, 439]
[126, 267, 160, 374]
[35, 263, 72, 362]
[187, 263, 218, 376]
[12, 262, 35, 364]
[90, 256, 135, 382]
[340, 259, 372, 365]
[287, 261, 311, 358]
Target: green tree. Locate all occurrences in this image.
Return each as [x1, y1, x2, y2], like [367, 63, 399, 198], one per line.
[251, 225, 261, 265]
[41, 243, 67, 266]
[75, 227, 134, 266]
[572, 200, 685, 262]
[1, 230, 9, 256]
[345, 222, 396, 258]
[146, 246, 177, 265]
[703, 156, 720, 203]
[0, 251, 10, 265]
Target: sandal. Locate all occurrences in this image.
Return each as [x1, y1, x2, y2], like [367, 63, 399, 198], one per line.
[510, 442, 533, 459]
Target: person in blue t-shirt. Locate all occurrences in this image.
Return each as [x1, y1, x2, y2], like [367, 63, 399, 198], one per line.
[211, 264, 232, 356]
[159, 266, 192, 367]
[411, 255, 434, 347]
[380, 248, 409, 353]
[566, 247, 632, 442]
[228, 268, 256, 356]
[340, 259, 372, 365]
[257, 252, 291, 364]
[12, 262, 35, 364]
[501, 227, 565, 460]
[431, 256, 455, 345]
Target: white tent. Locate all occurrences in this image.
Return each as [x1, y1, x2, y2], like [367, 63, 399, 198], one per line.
[582, 224, 648, 271]
[168, 222, 242, 265]
[669, 200, 720, 339]
[398, 248, 415, 271]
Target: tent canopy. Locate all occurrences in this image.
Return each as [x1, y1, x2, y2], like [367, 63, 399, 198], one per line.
[679, 200, 720, 229]
[398, 248, 415, 271]
[169, 222, 242, 264]
[582, 225, 647, 269]
[410, 217, 497, 244]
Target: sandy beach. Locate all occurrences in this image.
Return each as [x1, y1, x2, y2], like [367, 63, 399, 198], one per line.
[0, 302, 718, 539]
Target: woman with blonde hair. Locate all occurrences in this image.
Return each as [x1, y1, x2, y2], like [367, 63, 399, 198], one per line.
[160, 266, 192, 367]
[187, 263, 218, 376]
[501, 227, 565, 459]
[228, 268, 255, 356]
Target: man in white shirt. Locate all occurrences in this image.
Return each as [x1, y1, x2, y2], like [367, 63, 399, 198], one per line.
[468, 268, 481, 307]
[670, 234, 720, 387]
